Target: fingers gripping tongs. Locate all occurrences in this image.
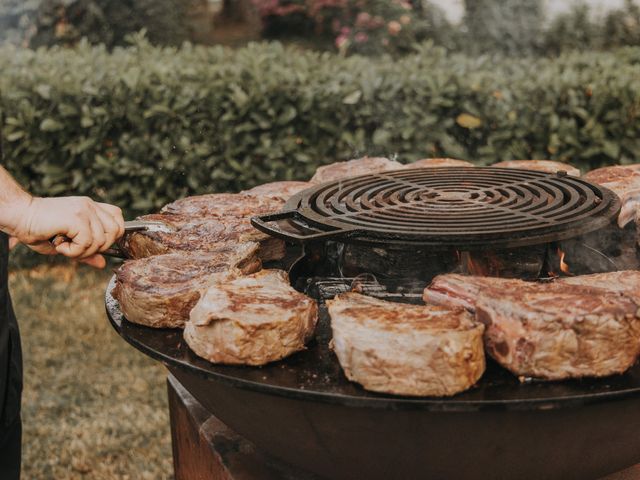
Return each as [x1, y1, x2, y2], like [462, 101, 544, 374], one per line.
[50, 220, 171, 259]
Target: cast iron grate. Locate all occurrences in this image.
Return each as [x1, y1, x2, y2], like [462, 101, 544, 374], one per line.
[252, 167, 621, 249]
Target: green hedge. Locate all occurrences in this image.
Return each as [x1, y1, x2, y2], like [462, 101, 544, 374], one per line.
[2, 37, 640, 217]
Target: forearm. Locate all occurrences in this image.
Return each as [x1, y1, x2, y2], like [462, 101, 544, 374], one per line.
[0, 166, 33, 235]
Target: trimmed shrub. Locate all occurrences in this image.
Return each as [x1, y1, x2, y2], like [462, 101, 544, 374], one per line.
[1, 38, 640, 218]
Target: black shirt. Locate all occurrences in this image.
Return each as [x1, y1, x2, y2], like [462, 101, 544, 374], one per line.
[0, 233, 22, 427]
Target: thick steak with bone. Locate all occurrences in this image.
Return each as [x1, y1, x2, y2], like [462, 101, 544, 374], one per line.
[113, 242, 261, 328]
[241, 181, 312, 202]
[161, 193, 284, 218]
[475, 282, 640, 380]
[122, 193, 287, 261]
[310, 156, 403, 183]
[423, 274, 518, 311]
[184, 269, 318, 366]
[560, 270, 640, 304]
[584, 165, 640, 227]
[327, 293, 485, 396]
[424, 271, 640, 312]
[124, 216, 285, 261]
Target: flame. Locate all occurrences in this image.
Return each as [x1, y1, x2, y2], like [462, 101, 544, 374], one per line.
[459, 251, 500, 277]
[558, 248, 572, 276]
[466, 253, 484, 275]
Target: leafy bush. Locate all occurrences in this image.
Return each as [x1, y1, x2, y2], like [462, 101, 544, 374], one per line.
[1, 38, 640, 218]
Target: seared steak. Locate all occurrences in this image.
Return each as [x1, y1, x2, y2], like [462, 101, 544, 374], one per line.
[124, 216, 285, 262]
[559, 271, 640, 303]
[310, 157, 403, 183]
[161, 193, 284, 218]
[113, 242, 261, 329]
[184, 270, 318, 365]
[476, 282, 640, 380]
[423, 274, 518, 311]
[492, 160, 580, 176]
[242, 181, 312, 202]
[424, 271, 640, 312]
[584, 165, 640, 227]
[122, 193, 287, 261]
[327, 293, 485, 396]
[403, 158, 475, 169]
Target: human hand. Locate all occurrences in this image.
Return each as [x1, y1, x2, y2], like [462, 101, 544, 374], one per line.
[8, 237, 19, 251]
[7, 196, 125, 268]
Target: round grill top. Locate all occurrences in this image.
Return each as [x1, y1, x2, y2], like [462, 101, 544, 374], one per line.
[251, 167, 621, 249]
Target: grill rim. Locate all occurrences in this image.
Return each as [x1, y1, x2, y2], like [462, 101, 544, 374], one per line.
[252, 167, 622, 249]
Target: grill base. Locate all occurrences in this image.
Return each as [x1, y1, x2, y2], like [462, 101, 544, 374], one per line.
[168, 373, 640, 480]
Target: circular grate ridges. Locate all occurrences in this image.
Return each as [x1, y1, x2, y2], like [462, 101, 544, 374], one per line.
[252, 167, 621, 248]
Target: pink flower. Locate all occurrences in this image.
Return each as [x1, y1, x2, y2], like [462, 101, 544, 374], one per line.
[399, 14, 411, 25]
[335, 33, 349, 49]
[355, 12, 372, 28]
[354, 32, 369, 43]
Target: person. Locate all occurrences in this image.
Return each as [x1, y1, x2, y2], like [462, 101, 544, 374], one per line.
[0, 165, 125, 479]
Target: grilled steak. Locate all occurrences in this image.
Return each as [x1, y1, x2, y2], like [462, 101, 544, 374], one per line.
[122, 193, 287, 261]
[113, 242, 261, 329]
[584, 165, 640, 227]
[161, 193, 284, 218]
[558, 271, 640, 304]
[242, 181, 312, 202]
[310, 157, 403, 183]
[424, 271, 640, 312]
[423, 274, 518, 311]
[492, 160, 580, 176]
[184, 269, 318, 365]
[476, 282, 640, 380]
[124, 216, 285, 262]
[327, 293, 485, 396]
[403, 158, 475, 169]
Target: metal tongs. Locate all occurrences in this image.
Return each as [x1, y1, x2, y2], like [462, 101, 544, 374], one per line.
[50, 219, 172, 259]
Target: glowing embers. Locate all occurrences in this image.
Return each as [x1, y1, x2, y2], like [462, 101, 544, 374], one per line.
[457, 247, 547, 279]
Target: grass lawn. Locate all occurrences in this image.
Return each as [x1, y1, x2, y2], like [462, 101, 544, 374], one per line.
[9, 264, 173, 479]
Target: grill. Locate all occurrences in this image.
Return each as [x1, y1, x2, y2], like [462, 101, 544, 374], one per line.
[106, 166, 640, 480]
[252, 167, 621, 248]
